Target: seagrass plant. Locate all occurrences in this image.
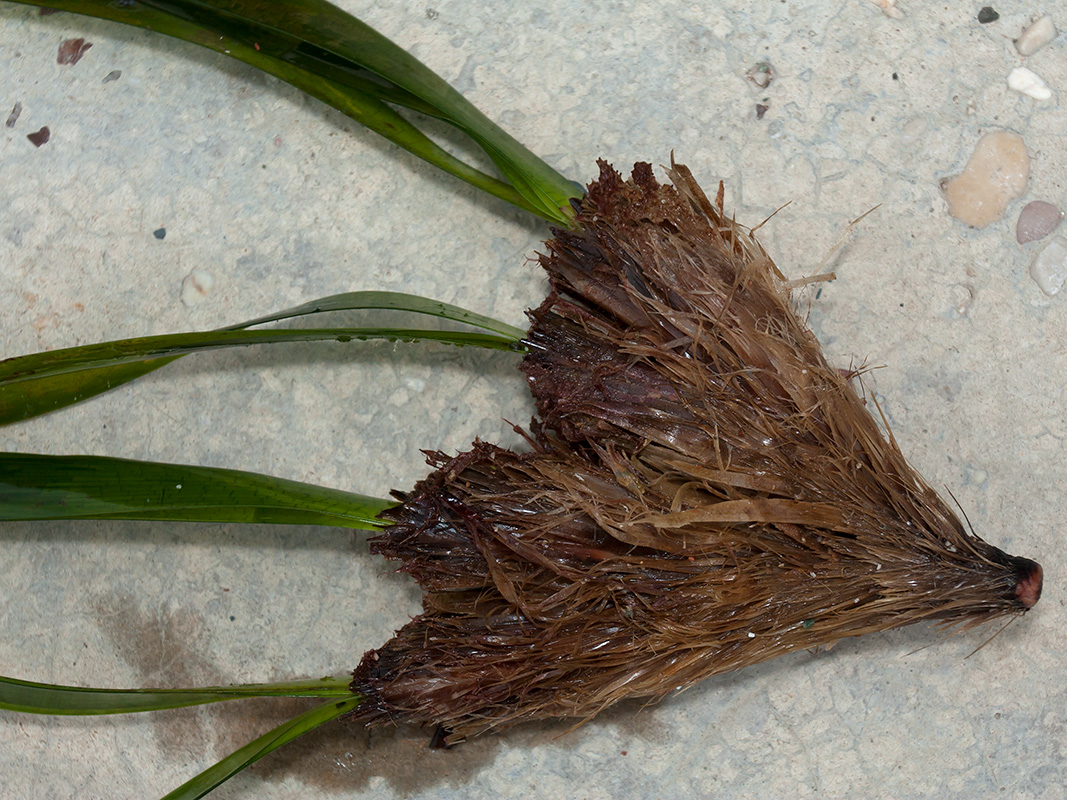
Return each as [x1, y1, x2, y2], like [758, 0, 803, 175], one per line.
[0, 2, 1044, 799]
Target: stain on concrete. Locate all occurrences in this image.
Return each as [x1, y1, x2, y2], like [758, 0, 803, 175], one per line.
[92, 594, 220, 755]
[91, 592, 669, 794]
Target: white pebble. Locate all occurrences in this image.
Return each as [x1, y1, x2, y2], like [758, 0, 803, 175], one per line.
[1029, 236, 1067, 296]
[1007, 67, 1052, 101]
[1015, 14, 1057, 56]
[180, 269, 215, 307]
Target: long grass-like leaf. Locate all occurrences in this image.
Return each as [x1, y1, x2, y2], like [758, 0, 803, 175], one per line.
[0, 453, 394, 526]
[0, 674, 352, 715]
[161, 694, 365, 800]
[0, 324, 522, 427]
[0, 358, 184, 429]
[0, 290, 525, 426]
[8, 0, 581, 223]
[0, 327, 521, 386]
[232, 290, 527, 339]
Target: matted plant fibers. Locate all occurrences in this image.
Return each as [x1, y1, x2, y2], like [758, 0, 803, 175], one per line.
[351, 161, 1042, 741]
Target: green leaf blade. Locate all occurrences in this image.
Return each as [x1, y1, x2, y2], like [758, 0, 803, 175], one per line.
[233, 290, 527, 340]
[0, 674, 353, 715]
[0, 453, 394, 528]
[0, 324, 523, 427]
[0, 290, 525, 426]
[2, 327, 523, 388]
[7, 0, 582, 223]
[0, 356, 180, 427]
[161, 695, 364, 800]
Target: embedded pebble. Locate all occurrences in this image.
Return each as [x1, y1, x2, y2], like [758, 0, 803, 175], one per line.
[869, 0, 904, 19]
[900, 116, 928, 146]
[1007, 67, 1052, 100]
[941, 131, 1029, 228]
[1015, 14, 1057, 56]
[977, 7, 999, 24]
[1016, 201, 1064, 244]
[745, 61, 775, 89]
[1029, 236, 1067, 296]
[181, 269, 215, 307]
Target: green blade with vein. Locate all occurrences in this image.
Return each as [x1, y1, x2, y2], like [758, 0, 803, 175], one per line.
[7, 0, 582, 223]
[0, 326, 521, 384]
[229, 290, 527, 339]
[161, 694, 365, 800]
[0, 453, 394, 527]
[0, 290, 526, 426]
[0, 324, 524, 427]
[0, 674, 353, 715]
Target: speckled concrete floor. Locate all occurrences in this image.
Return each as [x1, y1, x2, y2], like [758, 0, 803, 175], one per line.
[0, 2, 1064, 798]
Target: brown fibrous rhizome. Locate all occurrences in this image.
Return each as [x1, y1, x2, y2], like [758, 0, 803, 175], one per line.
[351, 160, 1042, 741]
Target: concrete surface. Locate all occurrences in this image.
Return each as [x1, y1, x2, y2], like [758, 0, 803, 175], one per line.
[0, 1, 1064, 798]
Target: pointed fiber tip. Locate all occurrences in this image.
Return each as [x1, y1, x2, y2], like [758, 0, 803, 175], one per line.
[1013, 558, 1043, 609]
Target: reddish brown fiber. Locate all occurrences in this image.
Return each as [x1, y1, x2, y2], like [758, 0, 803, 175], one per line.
[351, 161, 1042, 741]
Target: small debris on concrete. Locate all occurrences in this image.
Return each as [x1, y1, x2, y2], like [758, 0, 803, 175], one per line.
[5, 102, 21, 128]
[181, 269, 216, 307]
[951, 284, 975, 317]
[153, 227, 167, 240]
[1015, 14, 1057, 56]
[977, 7, 999, 23]
[57, 38, 92, 66]
[1029, 236, 1067, 296]
[26, 127, 50, 147]
[941, 131, 1029, 228]
[1007, 66, 1052, 100]
[745, 61, 775, 89]
[102, 70, 122, 83]
[755, 103, 769, 120]
[1017, 201, 1064, 244]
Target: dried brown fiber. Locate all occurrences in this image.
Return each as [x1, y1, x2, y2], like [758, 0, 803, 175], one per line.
[351, 160, 1042, 741]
